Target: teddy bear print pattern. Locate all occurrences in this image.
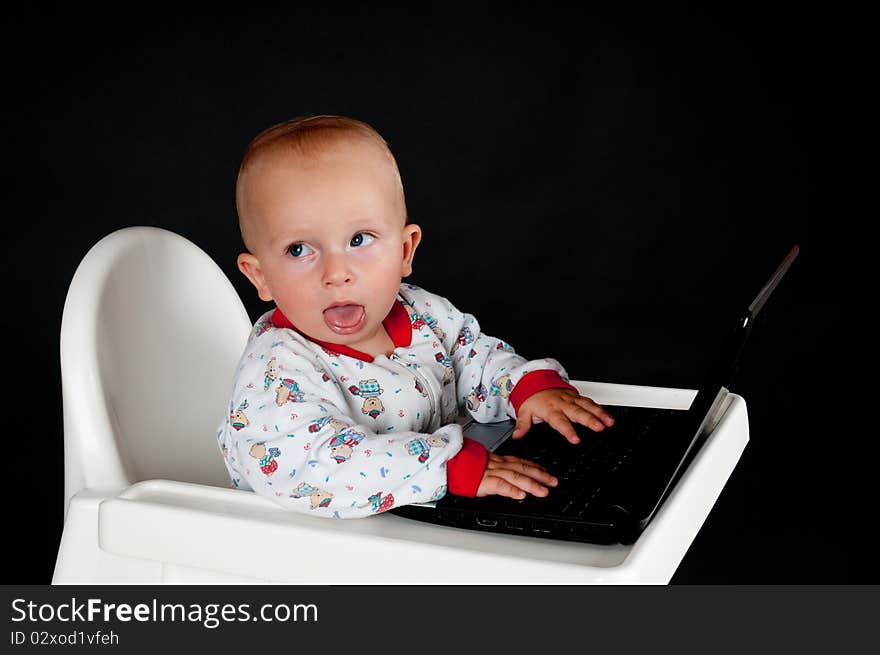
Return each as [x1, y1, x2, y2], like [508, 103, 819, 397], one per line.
[217, 283, 570, 518]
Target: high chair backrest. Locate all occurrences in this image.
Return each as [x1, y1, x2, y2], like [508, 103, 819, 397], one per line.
[60, 227, 253, 516]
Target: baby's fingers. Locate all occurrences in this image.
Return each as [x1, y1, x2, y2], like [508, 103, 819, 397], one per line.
[488, 468, 551, 498]
[478, 455, 556, 499]
[489, 454, 558, 487]
[561, 403, 608, 432]
[476, 474, 528, 500]
[511, 411, 533, 439]
[573, 396, 616, 427]
[545, 411, 581, 445]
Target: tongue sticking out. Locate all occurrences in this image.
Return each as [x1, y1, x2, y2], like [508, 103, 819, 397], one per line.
[323, 304, 366, 334]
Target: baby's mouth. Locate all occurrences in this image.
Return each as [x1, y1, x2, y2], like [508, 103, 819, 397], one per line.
[323, 304, 366, 335]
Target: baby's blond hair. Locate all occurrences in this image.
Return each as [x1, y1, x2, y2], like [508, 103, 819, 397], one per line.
[235, 115, 406, 250]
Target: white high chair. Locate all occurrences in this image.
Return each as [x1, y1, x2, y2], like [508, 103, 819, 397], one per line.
[53, 226, 750, 584]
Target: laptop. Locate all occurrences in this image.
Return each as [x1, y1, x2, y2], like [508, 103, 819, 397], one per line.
[390, 245, 799, 545]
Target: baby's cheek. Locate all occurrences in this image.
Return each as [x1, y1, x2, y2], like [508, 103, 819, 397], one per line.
[355, 244, 407, 285]
[353, 243, 396, 264]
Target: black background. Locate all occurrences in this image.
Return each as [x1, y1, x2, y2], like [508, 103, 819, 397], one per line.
[3, 4, 863, 583]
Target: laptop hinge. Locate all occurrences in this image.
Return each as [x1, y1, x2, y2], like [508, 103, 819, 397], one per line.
[696, 386, 731, 443]
[640, 386, 731, 529]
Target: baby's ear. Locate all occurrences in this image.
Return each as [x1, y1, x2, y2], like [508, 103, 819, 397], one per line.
[400, 223, 422, 277]
[237, 253, 274, 302]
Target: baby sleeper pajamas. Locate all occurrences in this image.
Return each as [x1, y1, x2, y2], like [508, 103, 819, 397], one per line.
[217, 283, 575, 518]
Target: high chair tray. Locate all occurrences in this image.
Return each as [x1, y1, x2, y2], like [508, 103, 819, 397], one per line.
[55, 381, 749, 584]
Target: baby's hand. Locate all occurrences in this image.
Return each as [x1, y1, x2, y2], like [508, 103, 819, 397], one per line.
[512, 388, 615, 445]
[476, 453, 558, 500]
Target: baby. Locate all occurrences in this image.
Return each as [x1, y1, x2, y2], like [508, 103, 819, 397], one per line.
[217, 115, 614, 517]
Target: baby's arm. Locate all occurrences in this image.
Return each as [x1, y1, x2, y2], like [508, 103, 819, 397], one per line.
[400, 284, 614, 443]
[222, 398, 556, 512]
[221, 350, 460, 516]
[400, 285, 575, 422]
[219, 345, 554, 515]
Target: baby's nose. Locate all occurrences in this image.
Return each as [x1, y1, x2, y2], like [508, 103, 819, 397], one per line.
[322, 252, 354, 286]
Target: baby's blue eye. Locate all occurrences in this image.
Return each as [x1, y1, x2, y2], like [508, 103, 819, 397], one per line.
[287, 243, 314, 258]
[350, 233, 375, 247]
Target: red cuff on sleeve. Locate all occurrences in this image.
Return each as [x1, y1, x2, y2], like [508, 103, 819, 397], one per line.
[509, 370, 578, 415]
[446, 437, 488, 497]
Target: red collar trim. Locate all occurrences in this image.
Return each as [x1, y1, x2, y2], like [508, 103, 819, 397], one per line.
[270, 298, 413, 362]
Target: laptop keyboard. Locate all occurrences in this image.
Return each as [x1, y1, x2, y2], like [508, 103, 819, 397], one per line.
[490, 405, 685, 518]
[390, 404, 691, 544]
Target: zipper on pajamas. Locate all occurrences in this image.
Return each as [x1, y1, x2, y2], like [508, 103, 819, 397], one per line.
[389, 353, 441, 432]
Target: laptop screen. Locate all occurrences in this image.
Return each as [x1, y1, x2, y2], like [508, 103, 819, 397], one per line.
[687, 244, 799, 424]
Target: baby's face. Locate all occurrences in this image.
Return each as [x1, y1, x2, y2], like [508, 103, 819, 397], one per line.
[237, 139, 420, 353]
